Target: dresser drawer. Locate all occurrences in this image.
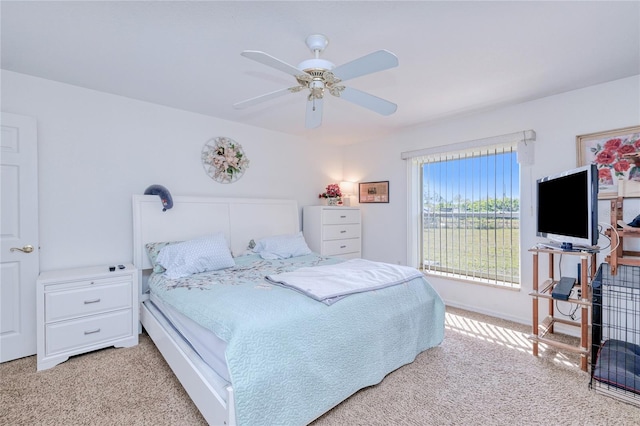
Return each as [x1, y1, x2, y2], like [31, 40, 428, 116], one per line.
[322, 238, 361, 256]
[45, 281, 132, 322]
[323, 224, 361, 241]
[322, 209, 360, 225]
[45, 309, 133, 355]
[303, 206, 361, 259]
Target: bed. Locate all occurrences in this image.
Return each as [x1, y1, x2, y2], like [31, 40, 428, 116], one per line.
[133, 195, 445, 425]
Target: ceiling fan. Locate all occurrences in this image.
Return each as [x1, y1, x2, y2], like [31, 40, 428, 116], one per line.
[233, 34, 399, 129]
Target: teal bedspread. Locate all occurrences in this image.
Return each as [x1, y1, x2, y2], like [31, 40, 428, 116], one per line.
[149, 254, 445, 426]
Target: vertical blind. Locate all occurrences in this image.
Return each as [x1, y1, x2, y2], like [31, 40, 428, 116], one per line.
[403, 130, 534, 287]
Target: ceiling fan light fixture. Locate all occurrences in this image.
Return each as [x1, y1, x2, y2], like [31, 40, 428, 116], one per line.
[322, 71, 340, 84]
[328, 85, 345, 97]
[309, 80, 325, 99]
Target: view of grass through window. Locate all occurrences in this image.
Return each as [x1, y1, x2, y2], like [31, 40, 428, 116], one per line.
[421, 150, 520, 287]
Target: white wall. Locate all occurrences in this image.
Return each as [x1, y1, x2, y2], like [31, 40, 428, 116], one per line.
[344, 75, 640, 325]
[2, 71, 342, 272]
[4, 70, 639, 325]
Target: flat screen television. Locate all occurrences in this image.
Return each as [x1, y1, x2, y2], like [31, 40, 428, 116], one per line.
[536, 164, 599, 249]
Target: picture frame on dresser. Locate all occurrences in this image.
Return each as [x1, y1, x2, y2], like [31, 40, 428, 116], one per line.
[359, 181, 389, 203]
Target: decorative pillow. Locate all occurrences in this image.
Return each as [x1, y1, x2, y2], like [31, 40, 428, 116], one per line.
[253, 232, 312, 260]
[156, 233, 235, 279]
[145, 241, 181, 273]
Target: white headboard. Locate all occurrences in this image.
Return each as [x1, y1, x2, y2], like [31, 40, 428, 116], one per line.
[132, 195, 300, 294]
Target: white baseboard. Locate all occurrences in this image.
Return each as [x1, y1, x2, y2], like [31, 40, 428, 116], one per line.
[443, 299, 529, 326]
[443, 299, 582, 338]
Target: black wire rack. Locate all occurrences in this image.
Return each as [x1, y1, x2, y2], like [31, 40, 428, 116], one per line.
[590, 263, 640, 407]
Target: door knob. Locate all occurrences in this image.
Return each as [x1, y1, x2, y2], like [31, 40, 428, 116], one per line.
[10, 245, 34, 254]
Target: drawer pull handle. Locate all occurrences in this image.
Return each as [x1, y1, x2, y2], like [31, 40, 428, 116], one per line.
[84, 328, 101, 335]
[340, 245, 347, 249]
[340, 215, 346, 218]
[84, 298, 101, 304]
[340, 230, 347, 233]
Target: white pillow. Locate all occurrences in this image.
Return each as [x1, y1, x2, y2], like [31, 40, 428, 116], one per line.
[156, 233, 235, 279]
[253, 232, 312, 260]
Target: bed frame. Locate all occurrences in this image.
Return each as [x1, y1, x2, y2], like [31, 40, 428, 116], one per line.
[132, 195, 300, 425]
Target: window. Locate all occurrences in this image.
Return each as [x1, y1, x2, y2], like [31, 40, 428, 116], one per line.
[403, 131, 533, 288]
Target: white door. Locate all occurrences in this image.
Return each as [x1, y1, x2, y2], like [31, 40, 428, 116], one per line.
[1, 112, 39, 362]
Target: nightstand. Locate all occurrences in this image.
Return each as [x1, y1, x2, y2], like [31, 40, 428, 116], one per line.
[303, 206, 361, 259]
[36, 264, 138, 371]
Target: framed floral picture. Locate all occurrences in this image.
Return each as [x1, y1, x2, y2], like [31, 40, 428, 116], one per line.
[576, 125, 640, 199]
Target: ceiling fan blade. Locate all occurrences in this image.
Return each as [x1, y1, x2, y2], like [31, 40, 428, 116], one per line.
[332, 50, 398, 82]
[305, 97, 323, 129]
[241, 50, 302, 77]
[233, 87, 299, 109]
[338, 87, 397, 116]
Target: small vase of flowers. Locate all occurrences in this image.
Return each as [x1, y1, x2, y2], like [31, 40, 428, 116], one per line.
[319, 183, 342, 206]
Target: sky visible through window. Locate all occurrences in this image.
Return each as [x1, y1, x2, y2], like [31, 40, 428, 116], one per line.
[421, 150, 520, 286]
[423, 151, 519, 206]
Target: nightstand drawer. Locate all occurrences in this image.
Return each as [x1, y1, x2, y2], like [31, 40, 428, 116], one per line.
[323, 209, 360, 225]
[323, 224, 361, 241]
[45, 310, 132, 355]
[322, 238, 361, 256]
[45, 281, 132, 322]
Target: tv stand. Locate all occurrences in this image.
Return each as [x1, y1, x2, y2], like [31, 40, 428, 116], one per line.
[536, 241, 599, 253]
[528, 247, 597, 371]
[536, 241, 563, 250]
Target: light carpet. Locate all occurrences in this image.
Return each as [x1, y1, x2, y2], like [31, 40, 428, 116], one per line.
[2, 307, 638, 425]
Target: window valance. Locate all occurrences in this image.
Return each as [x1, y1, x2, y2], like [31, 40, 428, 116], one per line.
[400, 129, 536, 163]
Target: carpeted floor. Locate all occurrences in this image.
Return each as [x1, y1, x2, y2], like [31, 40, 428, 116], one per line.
[2, 307, 639, 425]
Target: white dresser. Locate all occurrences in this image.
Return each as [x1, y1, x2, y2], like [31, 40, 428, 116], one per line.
[303, 206, 361, 259]
[36, 264, 138, 371]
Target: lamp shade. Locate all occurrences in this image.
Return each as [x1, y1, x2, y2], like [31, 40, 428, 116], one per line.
[340, 181, 355, 195]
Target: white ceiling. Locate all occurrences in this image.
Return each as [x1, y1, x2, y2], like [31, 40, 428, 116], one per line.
[2, 1, 639, 145]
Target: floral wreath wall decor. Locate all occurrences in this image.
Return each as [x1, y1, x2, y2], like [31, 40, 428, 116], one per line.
[577, 125, 640, 198]
[201, 137, 250, 183]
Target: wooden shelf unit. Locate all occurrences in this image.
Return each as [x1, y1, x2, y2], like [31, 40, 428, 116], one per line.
[606, 196, 640, 275]
[528, 248, 597, 371]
